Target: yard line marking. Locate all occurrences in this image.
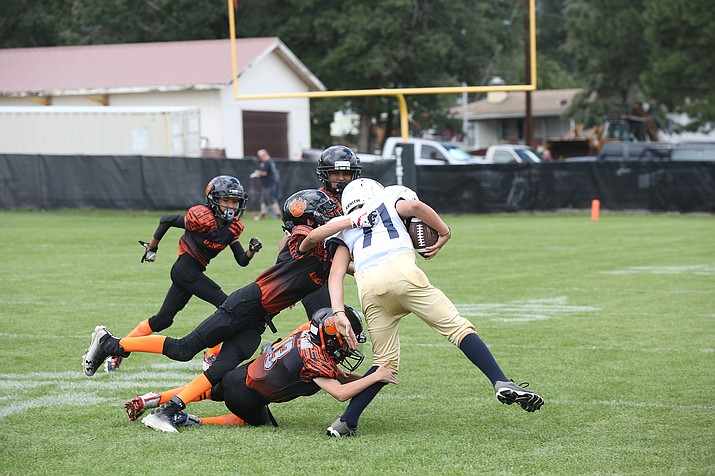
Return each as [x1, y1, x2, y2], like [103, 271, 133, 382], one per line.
[0, 393, 115, 419]
[0, 361, 206, 420]
[602, 264, 715, 276]
[455, 296, 598, 322]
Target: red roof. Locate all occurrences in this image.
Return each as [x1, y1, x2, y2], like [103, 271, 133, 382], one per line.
[0, 38, 283, 95]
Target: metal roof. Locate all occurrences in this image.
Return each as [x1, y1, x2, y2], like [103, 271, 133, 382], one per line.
[0, 37, 325, 97]
[450, 88, 583, 119]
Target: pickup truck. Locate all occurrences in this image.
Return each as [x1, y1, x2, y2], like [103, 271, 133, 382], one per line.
[360, 137, 488, 165]
[483, 144, 542, 164]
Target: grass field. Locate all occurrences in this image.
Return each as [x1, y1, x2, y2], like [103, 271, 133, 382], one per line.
[0, 209, 713, 475]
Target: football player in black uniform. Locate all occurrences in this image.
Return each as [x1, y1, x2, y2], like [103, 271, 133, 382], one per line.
[124, 308, 397, 432]
[82, 189, 361, 431]
[299, 145, 362, 318]
[105, 175, 263, 373]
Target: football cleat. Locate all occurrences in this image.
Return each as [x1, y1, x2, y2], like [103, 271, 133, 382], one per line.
[82, 325, 113, 377]
[172, 411, 202, 427]
[141, 397, 184, 433]
[326, 417, 357, 437]
[104, 355, 123, 373]
[125, 392, 161, 421]
[494, 380, 544, 412]
[202, 351, 218, 371]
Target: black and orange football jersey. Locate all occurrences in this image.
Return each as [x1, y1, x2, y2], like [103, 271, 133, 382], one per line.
[318, 187, 343, 215]
[245, 329, 339, 403]
[254, 225, 331, 315]
[178, 205, 245, 266]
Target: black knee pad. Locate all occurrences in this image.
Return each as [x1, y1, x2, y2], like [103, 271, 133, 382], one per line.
[205, 359, 237, 383]
[162, 335, 204, 361]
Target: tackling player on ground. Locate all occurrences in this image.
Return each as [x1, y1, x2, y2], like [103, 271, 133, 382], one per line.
[302, 178, 544, 436]
[105, 175, 262, 373]
[125, 307, 396, 432]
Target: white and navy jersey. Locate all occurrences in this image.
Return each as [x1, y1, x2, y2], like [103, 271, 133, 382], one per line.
[338, 194, 415, 272]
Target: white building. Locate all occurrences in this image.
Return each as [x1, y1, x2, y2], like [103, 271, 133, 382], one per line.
[0, 38, 325, 159]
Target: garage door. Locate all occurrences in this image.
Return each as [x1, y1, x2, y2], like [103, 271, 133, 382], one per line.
[243, 110, 289, 158]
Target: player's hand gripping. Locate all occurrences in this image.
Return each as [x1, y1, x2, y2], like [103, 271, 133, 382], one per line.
[248, 237, 262, 254]
[349, 209, 378, 228]
[373, 364, 398, 385]
[422, 227, 451, 260]
[332, 311, 358, 349]
[138, 240, 157, 263]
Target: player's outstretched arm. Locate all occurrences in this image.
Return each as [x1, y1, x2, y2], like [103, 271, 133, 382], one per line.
[299, 215, 352, 252]
[314, 364, 398, 402]
[299, 209, 374, 254]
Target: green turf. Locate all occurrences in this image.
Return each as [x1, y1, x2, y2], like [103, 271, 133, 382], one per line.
[0, 209, 713, 475]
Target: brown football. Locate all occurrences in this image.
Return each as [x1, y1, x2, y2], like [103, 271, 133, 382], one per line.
[408, 218, 439, 256]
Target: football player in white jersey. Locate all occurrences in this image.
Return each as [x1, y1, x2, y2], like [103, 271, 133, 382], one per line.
[302, 178, 544, 437]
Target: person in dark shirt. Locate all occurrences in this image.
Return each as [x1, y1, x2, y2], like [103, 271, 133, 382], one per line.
[82, 189, 361, 432]
[105, 175, 262, 373]
[251, 149, 282, 220]
[124, 307, 397, 432]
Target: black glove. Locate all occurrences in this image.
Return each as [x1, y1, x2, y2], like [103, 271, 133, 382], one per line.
[249, 237, 263, 254]
[139, 240, 158, 263]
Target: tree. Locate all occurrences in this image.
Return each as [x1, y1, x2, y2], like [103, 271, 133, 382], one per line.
[642, 0, 715, 132]
[0, 0, 229, 48]
[0, 0, 67, 48]
[561, 0, 651, 127]
[236, 0, 518, 150]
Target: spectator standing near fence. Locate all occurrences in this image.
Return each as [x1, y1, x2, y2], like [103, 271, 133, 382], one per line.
[251, 149, 282, 221]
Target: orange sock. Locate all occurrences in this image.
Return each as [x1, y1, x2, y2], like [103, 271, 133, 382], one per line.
[206, 343, 222, 357]
[157, 386, 185, 405]
[200, 414, 247, 426]
[119, 335, 167, 354]
[176, 373, 213, 407]
[126, 319, 153, 338]
[156, 386, 212, 405]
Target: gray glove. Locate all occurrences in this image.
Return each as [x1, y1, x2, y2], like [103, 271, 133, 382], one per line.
[139, 240, 157, 263]
[249, 237, 263, 254]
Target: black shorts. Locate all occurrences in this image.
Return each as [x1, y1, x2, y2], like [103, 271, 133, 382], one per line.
[219, 364, 272, 426]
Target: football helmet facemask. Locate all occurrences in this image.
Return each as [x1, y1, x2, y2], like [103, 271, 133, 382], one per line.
[309, 306, 366, 373]
[341, 178, 385, 214]
[282, 189, 339, 233]
[205, 175, 248, 222]
[316, 145, 362, 195]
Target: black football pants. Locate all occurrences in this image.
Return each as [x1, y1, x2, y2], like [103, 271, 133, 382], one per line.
[161, 282, 270, 384]
[148, 253, 228, 332]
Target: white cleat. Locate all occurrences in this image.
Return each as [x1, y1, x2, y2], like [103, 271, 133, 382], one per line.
[82, 325, 111, 377]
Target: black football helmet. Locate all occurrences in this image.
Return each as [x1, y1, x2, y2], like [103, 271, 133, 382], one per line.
[205, 175, 248, 221]
[309, 306, 366, 372]
[281, 189, 338, 232]
[316, 145, 362, 195]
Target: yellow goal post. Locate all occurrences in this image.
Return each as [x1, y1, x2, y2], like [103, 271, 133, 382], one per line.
[227, 0, 536, 142]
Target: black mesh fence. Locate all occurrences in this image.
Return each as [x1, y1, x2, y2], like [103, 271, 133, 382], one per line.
[1, 154, 713, 213]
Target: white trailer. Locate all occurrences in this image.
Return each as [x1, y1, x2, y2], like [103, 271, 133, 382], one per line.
[0, 106, 201, 157]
